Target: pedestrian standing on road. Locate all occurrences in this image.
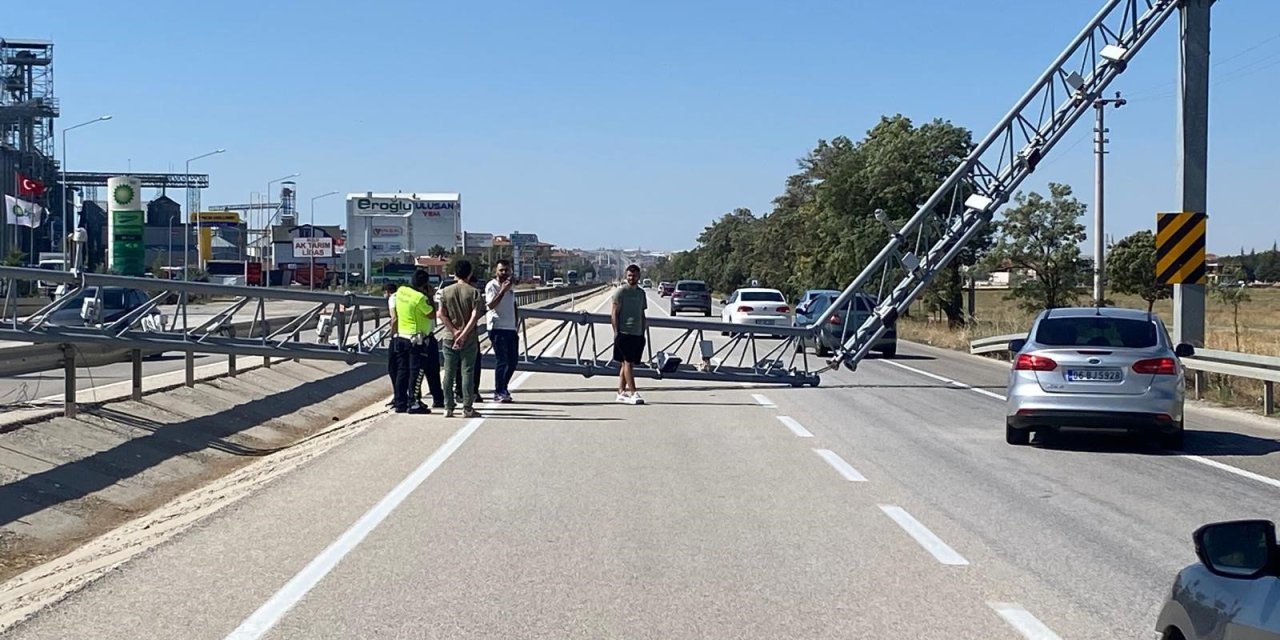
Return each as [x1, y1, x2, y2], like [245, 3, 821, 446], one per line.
[612, 264, 647, 405]
[391, 270, 437, 414]
[383, 282, 400, 406]
[485, 259, 519, 403]
[437, 259, 485, 418]
[415, 279, 446, 410]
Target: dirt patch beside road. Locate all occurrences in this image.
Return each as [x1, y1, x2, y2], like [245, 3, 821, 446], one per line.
[0, 359, 388, 584]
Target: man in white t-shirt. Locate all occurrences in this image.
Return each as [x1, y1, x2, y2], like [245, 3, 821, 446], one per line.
[484, 259, 519, 403]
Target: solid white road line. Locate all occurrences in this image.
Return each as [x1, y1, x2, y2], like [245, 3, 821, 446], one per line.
[226, 368, 537, 639]
[224, 418, 485, 640]
[880, 359, 1007, 401]
[813, 449, 867, 482]
[988, 602, 1063, 640]
[752, 393, 776, 408]
[776, 416, 814, 438]
[1183, 455, 1280, 491]
[878, 505, 969, 566]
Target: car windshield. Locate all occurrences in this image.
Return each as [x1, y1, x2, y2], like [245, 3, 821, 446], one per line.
[740, 291, 785, 302]
[677, 282, 706, 292]
[1034, 316, 1159, 348]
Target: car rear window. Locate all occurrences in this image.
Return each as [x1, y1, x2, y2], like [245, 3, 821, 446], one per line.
[813, 295, 875, 313]
[1034, 316, 1159, 348]
[676, 282, 706, 292]
[740, 291, 785, 302]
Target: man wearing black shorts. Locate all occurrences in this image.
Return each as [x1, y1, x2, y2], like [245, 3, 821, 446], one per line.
[612, 263, 647, 405]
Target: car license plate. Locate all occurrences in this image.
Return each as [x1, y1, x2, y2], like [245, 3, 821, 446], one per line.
[1066, 368, 1122, 382]
[756, 319, 776, 326]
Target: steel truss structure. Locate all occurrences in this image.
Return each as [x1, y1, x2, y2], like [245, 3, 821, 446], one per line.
[816, 0, 1191, 371]
[513, 306, 821, 387]
[0, 266, 825, 388]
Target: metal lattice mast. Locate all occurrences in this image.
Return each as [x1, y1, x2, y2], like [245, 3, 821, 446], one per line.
[821, 0, 1187, 371]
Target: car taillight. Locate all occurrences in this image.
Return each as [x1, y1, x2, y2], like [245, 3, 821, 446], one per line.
[777, 306, 790, 313]
[1014, 354, 1057, 371]
[1133, 357, 1177, 375]
[829, 315, 842, 325]
[737, 305, 754, 312]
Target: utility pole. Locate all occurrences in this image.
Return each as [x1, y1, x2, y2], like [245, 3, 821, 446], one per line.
[1093, 90, 1126, 307]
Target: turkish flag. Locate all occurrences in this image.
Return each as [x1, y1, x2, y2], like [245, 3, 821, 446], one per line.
[17, 173, 45, 197]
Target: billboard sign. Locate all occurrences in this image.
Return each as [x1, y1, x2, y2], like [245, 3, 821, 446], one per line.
[464, 232, 493, 249]
[293, 237, 334, 258]
[347, 194, 460, 218]
[372, 224, 403, 238]
[107, 176, 145, 276]
[370, 242, 404, 255]
[194, 211, 241, 227]
[510, 232, 539, 247]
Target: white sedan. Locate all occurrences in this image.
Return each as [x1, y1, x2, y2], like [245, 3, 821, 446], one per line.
[720, 287, 791, 335]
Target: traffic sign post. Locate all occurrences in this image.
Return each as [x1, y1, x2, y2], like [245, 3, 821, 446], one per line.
[1155, 212, 1207, 285]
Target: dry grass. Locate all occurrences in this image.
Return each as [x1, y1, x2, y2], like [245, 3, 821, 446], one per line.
[900, 287, 1280, 415]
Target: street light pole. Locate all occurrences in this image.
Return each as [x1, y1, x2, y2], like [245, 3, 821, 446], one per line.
[59, 115, 111, 268]
[184, 148, 225, 280]
[309, 190, 339, 290]
[264, 173, 301, 288]
[1093, 91, 1126, 307]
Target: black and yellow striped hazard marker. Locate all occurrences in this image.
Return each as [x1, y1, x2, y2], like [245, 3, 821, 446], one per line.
[1155, 212, 1207, 285]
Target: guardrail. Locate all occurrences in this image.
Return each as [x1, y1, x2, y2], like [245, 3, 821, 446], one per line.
[969, 333, 1279, 416]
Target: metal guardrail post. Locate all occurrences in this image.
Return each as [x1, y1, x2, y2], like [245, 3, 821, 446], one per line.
[228, 326, 237, 377]
[186, 351, 195, 388]
[62, 343, 76, 418]
[131, 349, 143, 401]
[1265, 381, 1275, 417]
[1194, 371, 1206, 401]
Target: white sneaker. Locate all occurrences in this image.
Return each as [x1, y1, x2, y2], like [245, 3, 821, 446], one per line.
[616, 393, 630, 403]
[628, 393, 645, 405]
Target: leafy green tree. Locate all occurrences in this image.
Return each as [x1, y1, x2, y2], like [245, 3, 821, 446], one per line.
[1106, 230, 1171, 312]
[427, 244, 450, 259]
[985, 183, 1089, 312]
[1213, 265, 1251, 351]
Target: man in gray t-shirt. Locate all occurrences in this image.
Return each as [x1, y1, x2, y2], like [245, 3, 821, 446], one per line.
[611, 264, 648, 405]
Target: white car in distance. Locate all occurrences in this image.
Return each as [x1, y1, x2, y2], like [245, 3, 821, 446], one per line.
[720, 287, 791, 337]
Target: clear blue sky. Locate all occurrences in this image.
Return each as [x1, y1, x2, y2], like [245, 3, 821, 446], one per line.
[14, 0, 1280, 255]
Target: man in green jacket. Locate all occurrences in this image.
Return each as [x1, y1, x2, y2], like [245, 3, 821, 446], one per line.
[392, 269, 437, 414]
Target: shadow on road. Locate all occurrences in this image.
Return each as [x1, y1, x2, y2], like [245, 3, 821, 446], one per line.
[0, 364, 382, 528]
[1034, 428, 1280, 458]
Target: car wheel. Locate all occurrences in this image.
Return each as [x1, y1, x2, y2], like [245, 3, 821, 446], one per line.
[816, 344, 832, 358]
[1005, 422, 1031, 445]
[1159, 421, 1186, 450]
[703, 309, 711, 317]
[669, 308, 676, 316]
[795, 339, 806, 354]
[879, 346, 897, 359]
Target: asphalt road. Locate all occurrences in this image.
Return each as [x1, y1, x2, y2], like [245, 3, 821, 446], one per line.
[4, 285, 1280, 639]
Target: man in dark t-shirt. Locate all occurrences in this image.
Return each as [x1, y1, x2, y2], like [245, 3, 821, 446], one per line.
[612, 263, 647, 405]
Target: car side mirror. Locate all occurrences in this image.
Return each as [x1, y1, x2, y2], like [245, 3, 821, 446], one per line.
[1008, 338, 1026, 353]
[1175, 343, 1195, 358]
[719, 299, 728, 305]
[1193, 519, 1277, 580]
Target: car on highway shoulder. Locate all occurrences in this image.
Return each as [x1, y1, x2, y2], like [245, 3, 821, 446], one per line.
[669, 279, 711, 316]
[720, 287, 790, 336]
[1154, 518, 1280, 639]
[1004, 306, 1194, 448]
[794, 291, 896, 358]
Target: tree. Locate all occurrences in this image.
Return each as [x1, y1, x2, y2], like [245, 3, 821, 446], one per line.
[1213, 265, 1251, 351]
[427, 244, 450, 259]
[985, 183, 1089, 312]
[1106, 230, 1171, 312]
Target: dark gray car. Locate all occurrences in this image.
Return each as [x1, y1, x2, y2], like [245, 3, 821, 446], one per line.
[1155, 518, 1280, 639]
[794, 292, 896, 358]
[38, 286, 158, 327]
[670, 279, 711, 316]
